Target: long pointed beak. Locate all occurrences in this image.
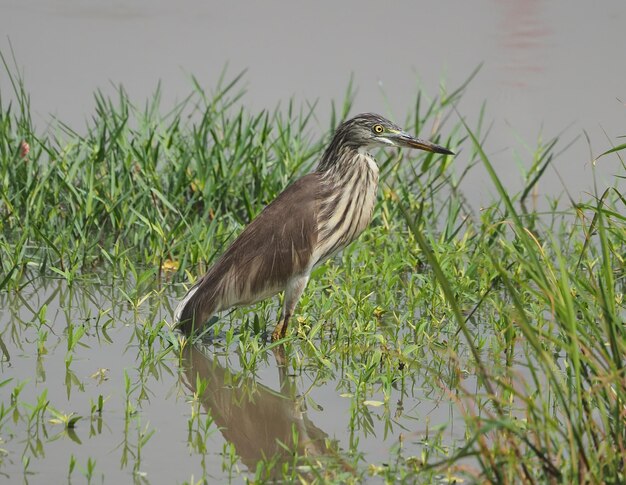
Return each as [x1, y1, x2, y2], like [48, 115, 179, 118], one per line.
[392, 132, 454, 155]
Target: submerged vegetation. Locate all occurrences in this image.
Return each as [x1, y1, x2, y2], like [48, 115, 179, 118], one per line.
[1, 52, 625, 483]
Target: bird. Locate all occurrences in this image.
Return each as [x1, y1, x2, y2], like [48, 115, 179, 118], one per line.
[175, 113, 454, 341]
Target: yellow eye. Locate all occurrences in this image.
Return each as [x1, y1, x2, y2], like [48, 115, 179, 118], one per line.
[373, 124, 384, 134]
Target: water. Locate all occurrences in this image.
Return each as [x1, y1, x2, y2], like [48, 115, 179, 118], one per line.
[1, 1, 625, 205]
[0, 278, 471, 482]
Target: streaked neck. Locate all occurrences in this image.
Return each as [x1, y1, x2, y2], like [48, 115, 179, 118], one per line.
[317, 146, 379, 182]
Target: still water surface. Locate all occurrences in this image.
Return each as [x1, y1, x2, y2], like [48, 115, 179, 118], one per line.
[0, 278, 472, 482]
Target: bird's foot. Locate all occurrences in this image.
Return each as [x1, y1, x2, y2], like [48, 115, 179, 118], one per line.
[272, 316, 292, 342]
[271, 321, 284, 342]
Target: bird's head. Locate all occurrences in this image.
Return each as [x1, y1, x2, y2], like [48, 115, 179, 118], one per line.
[335, 113, 454, 155]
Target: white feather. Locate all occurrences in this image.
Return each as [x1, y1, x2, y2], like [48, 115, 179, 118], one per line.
[174, 285, 199, 323]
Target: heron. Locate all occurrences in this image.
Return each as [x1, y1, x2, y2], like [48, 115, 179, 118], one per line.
[175, 113, 453, 341]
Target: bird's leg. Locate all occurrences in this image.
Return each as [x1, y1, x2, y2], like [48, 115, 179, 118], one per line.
[271, 274, 309, 342]
[272, 344, 287, 367]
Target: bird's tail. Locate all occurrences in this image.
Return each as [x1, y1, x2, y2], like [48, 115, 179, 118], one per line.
[174, 279, 220, 335]
[174, 284, 198, 332]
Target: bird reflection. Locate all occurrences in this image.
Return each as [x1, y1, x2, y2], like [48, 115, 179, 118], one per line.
[180, 344, 332, 474]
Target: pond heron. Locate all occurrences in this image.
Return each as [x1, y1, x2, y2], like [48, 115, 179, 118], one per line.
[175, 113, 454, 341]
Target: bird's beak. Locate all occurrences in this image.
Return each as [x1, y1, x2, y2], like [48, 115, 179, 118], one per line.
[391, 131, 455, 155]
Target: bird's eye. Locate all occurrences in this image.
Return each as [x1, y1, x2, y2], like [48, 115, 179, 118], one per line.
[373, 124, 384, 134]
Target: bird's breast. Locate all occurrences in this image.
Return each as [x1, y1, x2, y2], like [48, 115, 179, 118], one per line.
[313, 154, 380, 265]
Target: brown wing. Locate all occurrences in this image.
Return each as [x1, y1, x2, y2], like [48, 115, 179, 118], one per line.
[177, 172, 322, 330]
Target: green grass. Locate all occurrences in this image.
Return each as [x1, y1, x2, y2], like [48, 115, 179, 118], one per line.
[1, 52, 625, 483]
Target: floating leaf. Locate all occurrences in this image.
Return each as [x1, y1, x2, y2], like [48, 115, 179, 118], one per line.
[90, 368, 110, 382]
[363, 400, 385, 407]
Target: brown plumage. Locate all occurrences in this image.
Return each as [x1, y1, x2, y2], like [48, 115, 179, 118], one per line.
[175, 113, 453, 340]
[176, 173, 323, 333]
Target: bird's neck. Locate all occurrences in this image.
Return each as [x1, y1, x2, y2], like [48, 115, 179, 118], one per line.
[311, 145, 381, 266]
[317, 146, 379, 183]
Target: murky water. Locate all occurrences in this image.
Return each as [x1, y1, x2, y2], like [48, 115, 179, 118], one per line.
[1, 278, 474, 482]
[1, 1, 625, 205]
